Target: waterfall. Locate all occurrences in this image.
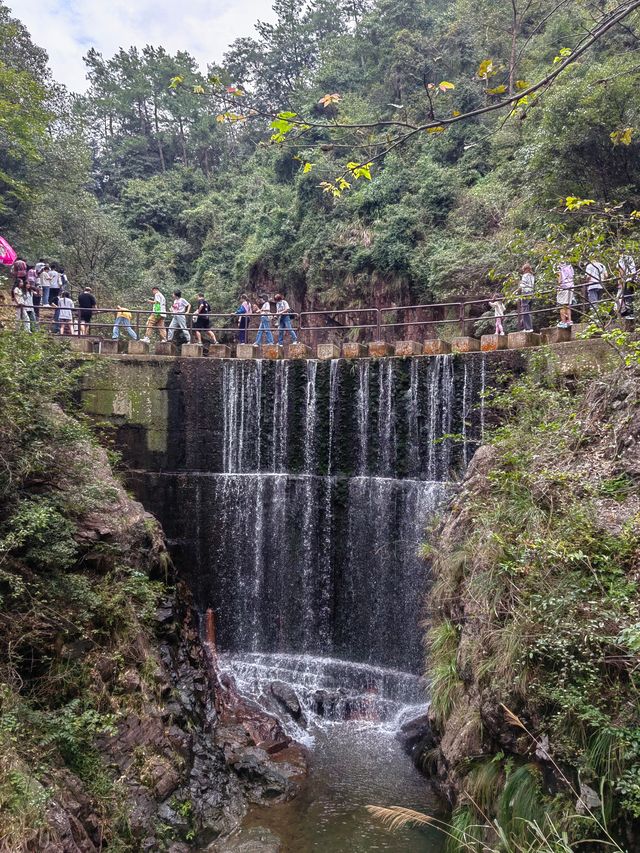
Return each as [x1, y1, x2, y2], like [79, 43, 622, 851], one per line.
[356, 360, 370, 475]
[136, 355, 486, 673]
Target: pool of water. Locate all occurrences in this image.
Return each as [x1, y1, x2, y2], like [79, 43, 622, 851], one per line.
[215, 653, 446, 853]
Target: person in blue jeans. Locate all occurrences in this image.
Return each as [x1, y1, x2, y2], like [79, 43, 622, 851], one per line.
[275, 293, 297, 345]
[255, 296, 274, 345]
[112, 307, 138, 340]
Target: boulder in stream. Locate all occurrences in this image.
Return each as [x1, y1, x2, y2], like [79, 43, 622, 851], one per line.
[270, 681, 304, 722]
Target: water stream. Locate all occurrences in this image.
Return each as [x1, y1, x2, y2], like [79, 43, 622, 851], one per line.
[132, 355, 486, 851]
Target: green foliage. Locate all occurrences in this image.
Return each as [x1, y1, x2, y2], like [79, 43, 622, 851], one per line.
[428, 355, 640, 846]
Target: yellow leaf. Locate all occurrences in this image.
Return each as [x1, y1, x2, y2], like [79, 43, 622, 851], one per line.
[487, 85, 507, 95]
[303, 162, 314, 173]
[438, 81, 455, 92]
[192, 84, 205, 94]
[515, 80, 529, 90]
[215, 114, 226, 122]
[452, 110, 461, 117]
[318, 92, 342, 107]
[477, 59, 495, 80]
[611, 126, 634, 146]
[427, 126, 445, 134]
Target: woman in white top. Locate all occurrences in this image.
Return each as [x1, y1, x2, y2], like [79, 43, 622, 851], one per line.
[488, 293, 506, 336]
[518, 263, 535, 332]
[584, 259, 607, 309]
[255, 297, 274, 345]
[556, 262, 575, 328]
[57, 291, 75, 336]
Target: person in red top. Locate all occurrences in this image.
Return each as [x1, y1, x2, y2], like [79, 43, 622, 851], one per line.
[12, 258, 27, 286]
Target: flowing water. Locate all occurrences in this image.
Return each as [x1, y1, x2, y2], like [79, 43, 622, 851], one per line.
[132, 355, 487, 851]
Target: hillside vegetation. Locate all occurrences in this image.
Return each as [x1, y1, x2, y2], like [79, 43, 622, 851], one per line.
[426, 352, 640, 849]
[1, 0, 640, 309]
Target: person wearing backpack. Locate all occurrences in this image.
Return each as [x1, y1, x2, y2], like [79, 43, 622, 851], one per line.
[192, 293, 218, 345]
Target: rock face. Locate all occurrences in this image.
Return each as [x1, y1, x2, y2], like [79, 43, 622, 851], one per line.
[19, 417, 306, 851]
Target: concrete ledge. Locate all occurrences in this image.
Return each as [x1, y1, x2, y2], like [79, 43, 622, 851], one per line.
[209, 344, 232, 358]
[237, 343, 259, 359]
[342, 342, 368, 358]
[98, 339, 119, 355]
[451, 336, 480, 353]
[508, 331, 541, 349]
[394, 340, 422, 357]
[181, 343, 204, 358]
[571, 323, 590, 340]
[287, 343, 312, 359]
[317, 343, 340, 360]
[368, 341, 394, 357]
[154, 341, 175, 356]
[125, 340, 149, 355]
[481, 334, 508, 352]
[261, 344, 283, 359]
[423, 339, 451, 356]
[67, 336, 98, 353]
[541, 326, 571, 345]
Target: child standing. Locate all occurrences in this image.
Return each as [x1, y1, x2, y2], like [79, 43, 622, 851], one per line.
[488, 293, 506, 335]
[57, 291, 75, 336]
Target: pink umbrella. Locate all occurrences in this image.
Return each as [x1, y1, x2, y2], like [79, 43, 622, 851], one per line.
[0, 236, 17, 266]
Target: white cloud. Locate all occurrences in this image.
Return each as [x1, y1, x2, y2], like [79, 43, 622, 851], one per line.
[15, 0, 275, 91]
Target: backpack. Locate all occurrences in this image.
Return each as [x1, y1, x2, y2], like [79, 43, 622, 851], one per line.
[200, 300, 211, 315]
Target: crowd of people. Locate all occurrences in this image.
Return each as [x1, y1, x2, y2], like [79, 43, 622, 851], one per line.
[8, 253, 638, 344]
[488, 254, 637, 335]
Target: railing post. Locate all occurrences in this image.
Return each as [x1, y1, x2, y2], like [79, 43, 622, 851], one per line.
[375, 308, 380, 342]
[458, 302, 466, 337]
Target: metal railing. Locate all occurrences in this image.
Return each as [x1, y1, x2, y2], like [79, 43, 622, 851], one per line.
[8, 278, 635, 345]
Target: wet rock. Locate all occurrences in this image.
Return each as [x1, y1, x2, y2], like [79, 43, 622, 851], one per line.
[577, 782, 602, 814]
[398, 712, 435, 763]
[207, 826, 283, 852]
[270, 681, 303, 721]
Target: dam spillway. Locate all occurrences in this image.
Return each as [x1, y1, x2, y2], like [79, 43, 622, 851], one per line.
[83, 355, 489, 672]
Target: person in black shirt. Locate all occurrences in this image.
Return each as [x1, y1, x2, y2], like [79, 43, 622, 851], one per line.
[192, 293, 217, 345]
[78, 287, 97, 336]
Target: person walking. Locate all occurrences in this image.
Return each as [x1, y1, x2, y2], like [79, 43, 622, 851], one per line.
[57, 291, 75, 336]
[12, 257, 27, 287]
[488, 293, 506, 335]
[27, 267, 41, 320]
[275, 293, 297, 345]
[192, 293, 218, 345]
[141, 286, 167, 343]
[235, 293, 252, 343]
[584, 258, 607, 310]
[39, 264, 52, 307]
[167, 290, 191, 343]
[22, 281, 38, 332]
[617, 254, 636, 319]
[556, 262, 575, 328]
[12, 281, 28, 331]
[78, 287, 97, 336]
[112, 306, 138, 340]
[255, 296, 274, 345]
[518, 263, 535, 332]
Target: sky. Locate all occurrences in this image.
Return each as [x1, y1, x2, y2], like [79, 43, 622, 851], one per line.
[16, 0, 275, 91]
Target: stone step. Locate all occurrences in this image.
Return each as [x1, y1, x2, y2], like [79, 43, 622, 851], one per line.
[154, 341, 175, 356]
[181, 343, 204, 358]
[423, 339, 451, 356]
[67, 336, 99, 353]
[98, 339, 119, 355]
[507, 331, 541, 349]
[541, 326, 571, 345]
[287, 343, 312, 359]
[261, 344, 284, 359]
[394, 340, 423, 357]
[237, 343, 259, 359]
[209, 344, 232, 358]
[342, 342, 368, 358]
[317, 343, 341, 360]
[451, 336, 480, 353]
[368, 341, 394, 357]
[126, 340, 150, 355]
[480, 334, 507, 352]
